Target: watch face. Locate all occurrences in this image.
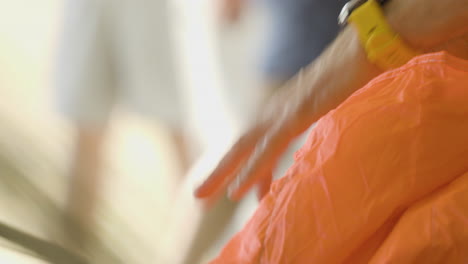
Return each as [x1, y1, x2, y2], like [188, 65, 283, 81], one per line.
[338, 0, 368, 25]
[338, 2, 352, 25]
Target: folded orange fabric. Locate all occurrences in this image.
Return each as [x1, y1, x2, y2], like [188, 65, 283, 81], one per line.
[210, 52, 468, 264]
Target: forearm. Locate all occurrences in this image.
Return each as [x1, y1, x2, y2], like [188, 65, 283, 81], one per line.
[261, 26, 378, 138]
[263, 0, 468, 136]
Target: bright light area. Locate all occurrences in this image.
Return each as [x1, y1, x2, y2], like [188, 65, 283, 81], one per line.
[0, 0, 261, 262]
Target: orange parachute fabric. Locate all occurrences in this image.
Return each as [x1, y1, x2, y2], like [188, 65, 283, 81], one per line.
[210, 52, 468, 264]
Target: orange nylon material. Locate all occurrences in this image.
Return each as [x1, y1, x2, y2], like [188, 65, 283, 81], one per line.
[210, 52, 468, 264]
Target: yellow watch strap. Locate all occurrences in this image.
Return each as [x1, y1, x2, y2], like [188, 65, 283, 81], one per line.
[348, 0, 420, 70]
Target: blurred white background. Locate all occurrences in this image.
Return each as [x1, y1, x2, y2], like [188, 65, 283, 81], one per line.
[0, 0, 265, 263]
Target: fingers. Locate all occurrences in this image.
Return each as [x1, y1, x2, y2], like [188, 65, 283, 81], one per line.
[194, 68, 306, 202]
[256, 173, 272, 201]
[228, 124, 293, 200]
[194, 126, 266, 198]
[195, 116, 303, 202]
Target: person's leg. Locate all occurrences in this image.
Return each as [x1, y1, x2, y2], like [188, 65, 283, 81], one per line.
[64, 127, 106, 250]
[56, 1, 115, 249]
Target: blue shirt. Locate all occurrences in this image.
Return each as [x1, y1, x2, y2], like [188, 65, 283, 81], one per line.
[261, 0, 343, 80]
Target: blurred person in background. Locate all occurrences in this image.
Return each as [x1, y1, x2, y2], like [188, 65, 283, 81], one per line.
[222, 0, 342, 98]
[55, 0, 194, 251]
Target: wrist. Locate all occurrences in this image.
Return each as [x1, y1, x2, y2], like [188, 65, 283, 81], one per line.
[344, 0, 420, 70]
[295, 27, 381, 126]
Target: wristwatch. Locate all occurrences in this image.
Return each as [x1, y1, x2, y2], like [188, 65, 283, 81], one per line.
[338, 0, 419, 70]
[338, 0, 388, 26]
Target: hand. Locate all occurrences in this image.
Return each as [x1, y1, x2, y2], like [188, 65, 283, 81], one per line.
[194, 72, 314, 202]
[194, 118, 297, 201]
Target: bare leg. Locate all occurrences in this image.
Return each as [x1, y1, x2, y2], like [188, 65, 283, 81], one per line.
[64, 127, 106, 250]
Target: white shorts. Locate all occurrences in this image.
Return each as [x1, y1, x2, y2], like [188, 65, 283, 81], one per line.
[56, 0, 182, 128]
